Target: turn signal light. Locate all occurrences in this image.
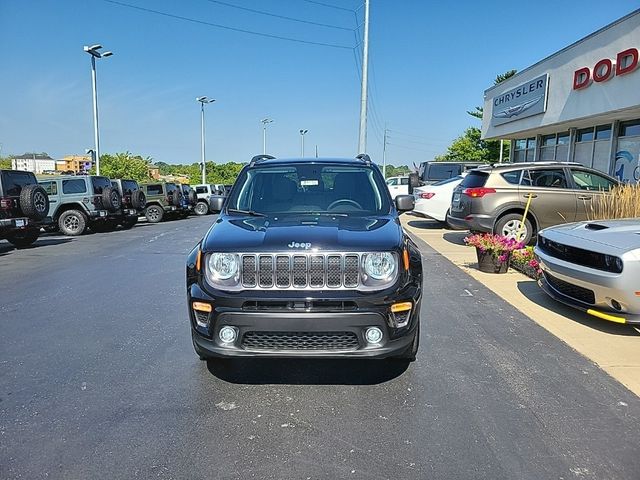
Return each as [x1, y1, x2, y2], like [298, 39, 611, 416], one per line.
[419, 192, 435, 199]
[192, 302, 212, 313]
[463, 187, 496, 198]
[403, 249, 410, 271]
[196, 249, 202, 272]
[391, 302, 412, 313]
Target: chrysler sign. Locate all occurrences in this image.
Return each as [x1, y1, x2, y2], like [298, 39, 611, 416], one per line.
[490, 74, 548, 126]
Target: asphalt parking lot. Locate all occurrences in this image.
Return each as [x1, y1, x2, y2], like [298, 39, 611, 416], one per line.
[2, 215, 640, 479]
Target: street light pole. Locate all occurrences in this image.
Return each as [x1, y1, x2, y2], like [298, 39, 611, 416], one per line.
[357, 0, 370, 154]
[197, 96, 215, 184]
[84, 44, 113, 176]
[382, 127, 388, 178]
[299, 129, 308, 157]
[261, 118, 273, 155]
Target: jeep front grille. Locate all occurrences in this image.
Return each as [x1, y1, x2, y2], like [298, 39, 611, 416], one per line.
[240, 253, 361, 290]
[241, 331, 359, 351]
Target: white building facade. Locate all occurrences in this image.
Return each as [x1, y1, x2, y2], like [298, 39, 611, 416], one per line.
[11, 154, 56, 174]
[482, 9, 640, 183]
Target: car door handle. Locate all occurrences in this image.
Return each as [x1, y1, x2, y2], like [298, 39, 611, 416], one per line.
[523, 194, 537, 199]
[577, 195, 592, 200]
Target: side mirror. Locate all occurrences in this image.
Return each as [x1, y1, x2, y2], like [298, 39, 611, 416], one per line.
[209, 196, 225, 213]
[395, 195, 415, 213]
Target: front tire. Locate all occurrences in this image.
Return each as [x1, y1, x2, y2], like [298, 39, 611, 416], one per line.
[494, 213, 533, 245]
[58, 210, 87, 236]
[194, 201, 209, 216]
[145, 205, 164, 223]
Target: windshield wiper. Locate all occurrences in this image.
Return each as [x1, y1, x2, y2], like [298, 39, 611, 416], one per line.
[227, 208, 266, 217]
[308, 212, 348, 217]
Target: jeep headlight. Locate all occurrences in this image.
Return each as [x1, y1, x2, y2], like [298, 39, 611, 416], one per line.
[362, 252, 397, 282]
[206, 253, 239, 284]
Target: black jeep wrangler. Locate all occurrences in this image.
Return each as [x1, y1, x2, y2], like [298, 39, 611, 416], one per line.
[0, 169, 50, 247]
[111, 179, 147, 229]
[186, 155, 423, 361]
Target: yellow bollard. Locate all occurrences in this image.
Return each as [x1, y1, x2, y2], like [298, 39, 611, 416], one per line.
[517, 193, 534, 242]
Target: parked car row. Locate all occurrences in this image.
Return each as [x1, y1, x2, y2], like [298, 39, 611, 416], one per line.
[1, 169, 228, 247]
[412, 161, 620, 245]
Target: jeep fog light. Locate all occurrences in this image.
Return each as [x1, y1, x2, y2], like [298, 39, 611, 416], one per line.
[219, 326, 238, 344]
[365, 327, 383, 344]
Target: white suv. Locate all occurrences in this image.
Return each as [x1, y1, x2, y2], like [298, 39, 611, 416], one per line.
[192, 184, 225, 215]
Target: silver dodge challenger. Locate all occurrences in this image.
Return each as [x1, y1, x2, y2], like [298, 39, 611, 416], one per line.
[534, 218, 640, 325]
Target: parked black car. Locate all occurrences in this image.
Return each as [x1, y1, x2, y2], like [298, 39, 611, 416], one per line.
[179, 184, 197, 218]
[0, 169, 50, 247]
[187, 155, 423, 362]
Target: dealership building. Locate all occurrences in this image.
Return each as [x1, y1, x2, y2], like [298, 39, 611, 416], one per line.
[482, 9, 640, 183]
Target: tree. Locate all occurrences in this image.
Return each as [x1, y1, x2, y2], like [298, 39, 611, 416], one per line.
[0, 157, 11, 169]
[90, 152, 150, 182]
[436, 127, 494, 163]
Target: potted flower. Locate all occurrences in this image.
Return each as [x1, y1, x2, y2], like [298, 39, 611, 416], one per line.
[464, 233, 524, 273]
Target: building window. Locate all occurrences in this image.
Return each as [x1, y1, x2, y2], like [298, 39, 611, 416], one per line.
[616, 118, 640, 183]
[513, 137, 535, 162]
[539, 131, 570, 162]
[573, 124, 612, 171]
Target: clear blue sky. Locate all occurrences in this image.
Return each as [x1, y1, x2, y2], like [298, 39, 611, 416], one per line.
[1, 0, 638, 167]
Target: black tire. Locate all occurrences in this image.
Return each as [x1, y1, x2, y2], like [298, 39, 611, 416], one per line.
[131, 190, 146, 209]
[494, 213, 534, 245]
[188, 190, 197, 205]
[101, 187, 121, 213]
[58, 209, 87, 236]
[6, 229, 40, 248]
[145, 205, 164, 223]
[194, 201, 209, 216]
[395, 323, 420, 362]
[172, 191, 182, 207]
[122, 217, 138, 229]
[19, 184, 49, 220]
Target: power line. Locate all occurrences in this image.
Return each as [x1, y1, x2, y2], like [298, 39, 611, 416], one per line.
[387, 142, 441, 154]
[204, 0, 353, 31]
[301, 0, 357, 13]
[105, 0, 354, 50]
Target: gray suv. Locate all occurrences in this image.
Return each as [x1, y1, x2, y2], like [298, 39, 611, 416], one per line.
[447, 162, 619, 244]
[38, 175, 122, 236]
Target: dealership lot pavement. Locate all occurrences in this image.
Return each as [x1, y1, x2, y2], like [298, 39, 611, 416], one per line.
[1, 216, 640, 479]
[403, 215, 640, 396]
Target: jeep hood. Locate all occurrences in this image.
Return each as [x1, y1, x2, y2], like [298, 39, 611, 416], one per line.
[202, 215, 403, 252]
[540, 219, 640, 252]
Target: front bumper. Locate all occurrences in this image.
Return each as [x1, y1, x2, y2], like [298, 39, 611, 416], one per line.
[536, 247, 640, 325]
[188, 282, 421, 358]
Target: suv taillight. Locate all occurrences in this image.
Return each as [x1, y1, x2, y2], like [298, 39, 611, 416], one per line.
[419, 192, 435, 199]
[463, 187, 496, 198]
[0, 197, 13, 209]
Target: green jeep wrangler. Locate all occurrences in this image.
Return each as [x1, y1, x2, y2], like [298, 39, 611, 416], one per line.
[139, 182, 182, 223]
[38, 175, 122, 236]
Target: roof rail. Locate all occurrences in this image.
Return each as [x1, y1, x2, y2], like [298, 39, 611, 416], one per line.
[489, 161, 583, 168]
[249, 154, 276, 166]
[355, 153, 371, 164]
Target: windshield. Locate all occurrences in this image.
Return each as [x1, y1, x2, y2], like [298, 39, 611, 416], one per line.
[227, 163, 391, 216]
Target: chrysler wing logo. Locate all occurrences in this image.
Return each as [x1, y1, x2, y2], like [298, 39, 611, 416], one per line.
[288, 241, 312, 249]
[493, 95, 542, 119]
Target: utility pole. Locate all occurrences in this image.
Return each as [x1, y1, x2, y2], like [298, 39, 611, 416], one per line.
[315, 145, 318, 158]
[357, 0, 370, 154]
[382, 127, 388, 178]
[261, 118, 273, 155]
[499, 139, 504, 163]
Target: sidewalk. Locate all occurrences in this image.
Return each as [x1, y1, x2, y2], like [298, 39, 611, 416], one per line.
[402, 215, 640, 397]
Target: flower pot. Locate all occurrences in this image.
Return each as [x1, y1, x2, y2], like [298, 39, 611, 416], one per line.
[475, 248, 510, 274]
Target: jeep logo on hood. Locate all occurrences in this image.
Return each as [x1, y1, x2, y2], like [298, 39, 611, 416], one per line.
[288, 241, 312, 249]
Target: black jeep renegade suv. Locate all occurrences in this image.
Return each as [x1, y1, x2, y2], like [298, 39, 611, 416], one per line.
[186, 155, 423, 361]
